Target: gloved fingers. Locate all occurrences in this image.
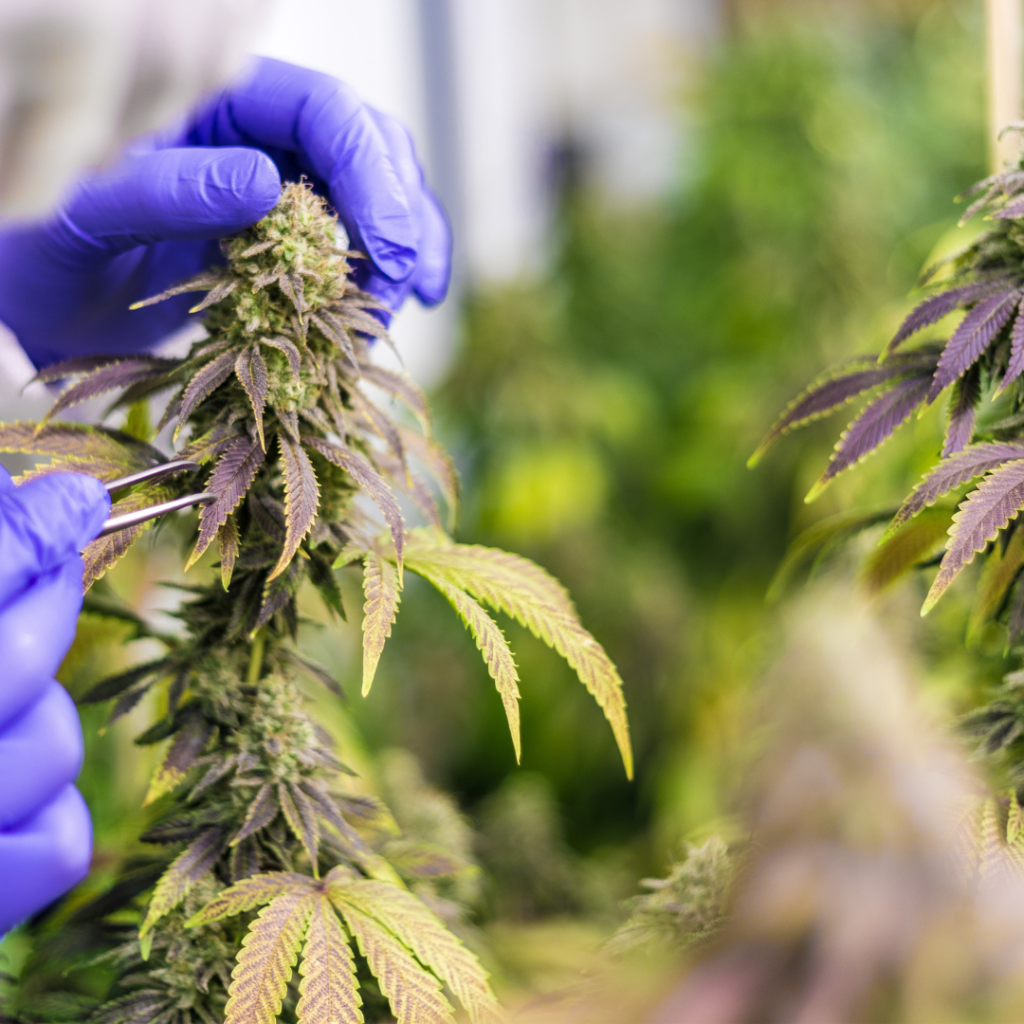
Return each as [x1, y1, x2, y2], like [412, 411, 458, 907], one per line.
[410, 188, 453, 307]
[191, 57, 417, 284]
[0, 784, 92, 934]
[50, 148, 281, 263]
[0, 561, 86, 729]
[0, 682, 84, 830]
[0, 473, 108, 608]
[361, 108, 452, 309]
[0, 466, 13, 494]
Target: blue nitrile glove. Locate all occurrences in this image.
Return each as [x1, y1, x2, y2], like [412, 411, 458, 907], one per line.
[0, 56, 451, 369]
[0, 469, 110, 933]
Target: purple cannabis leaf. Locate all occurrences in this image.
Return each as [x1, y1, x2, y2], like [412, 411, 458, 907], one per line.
[942, 367, 982, 457]
[42, 358, 176, 423]
[807, 374, 933, 500]
[929, 289, 1021, 399]
[1002, 295, 1024, 392]
[269, 435, 320, 581]
[890, 442, 1024, 534]
[188, 435, 266, 570]
[924, 459, 1024, 612]
[176, 351, 237, 431]
[889, 280, 1012, 352]
[234, 346, 268, 449]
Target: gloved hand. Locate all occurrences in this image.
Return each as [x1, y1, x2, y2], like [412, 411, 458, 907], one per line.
[0, 56, 451, 368]
[0, 470, 110, 933]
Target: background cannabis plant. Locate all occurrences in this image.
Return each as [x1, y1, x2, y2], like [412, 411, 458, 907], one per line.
[0, 183, 629, 1023]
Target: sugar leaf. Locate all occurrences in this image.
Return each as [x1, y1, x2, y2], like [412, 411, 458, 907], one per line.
[140, 828, 225, 939]
[236, 346, 269, 449]
[269, 435, 320, 580]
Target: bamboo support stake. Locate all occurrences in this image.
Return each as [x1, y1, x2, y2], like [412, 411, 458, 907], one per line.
[987, 0, 1024, 171]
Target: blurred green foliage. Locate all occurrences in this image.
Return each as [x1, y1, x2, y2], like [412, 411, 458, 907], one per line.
[336, 0, 991, 887]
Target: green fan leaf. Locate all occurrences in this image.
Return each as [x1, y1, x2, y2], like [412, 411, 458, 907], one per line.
[862, 507, 954, 595]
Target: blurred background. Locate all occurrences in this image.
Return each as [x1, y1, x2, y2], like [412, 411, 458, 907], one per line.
[15, 0, 1024, 1016]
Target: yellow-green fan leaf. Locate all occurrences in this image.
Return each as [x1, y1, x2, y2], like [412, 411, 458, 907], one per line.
[968, 527, 1024, 642]
[225, 889, 317, 1024]
[410, 564, 521, 762]
[296, 894, 363, 1024]
[332, 880, 501, 1024]
[361, 550, 401, 696]
[333, 901, 455, 1024]
[404, 532, 628, 776]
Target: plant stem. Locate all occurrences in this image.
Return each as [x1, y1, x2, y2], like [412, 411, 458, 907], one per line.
[247, 628, 267, 685]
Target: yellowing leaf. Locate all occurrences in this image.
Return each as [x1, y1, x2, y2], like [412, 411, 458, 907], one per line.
[333, 880, 501, 1024]
[361, 551, 401, 697]
[861, 507, 953, 595]
[297, 894, 363, 1024]
[411, 564, 521, 762]
[404, 532, 630, 776]
[333, 901, 455, 1024]
[220, 515, 240, 590]
[187, 871, 314, 928]
[269, 434, 320, 581]
[225, 889, 316, 1024]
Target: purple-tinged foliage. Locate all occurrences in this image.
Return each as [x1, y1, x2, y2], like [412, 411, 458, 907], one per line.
[888, 280, 1012, 352]
[929, 289, 1021, 399]
[176, 350, 236, 431]
[806, 373, 933, 501]
[1002, 295, 1024, 393]
[942, 368, 982, 457]
[41, 358, 177, 424]
[924, 460, 1024, 613]
[749, 352, 938, 467]
[888, 443, 1024, 535]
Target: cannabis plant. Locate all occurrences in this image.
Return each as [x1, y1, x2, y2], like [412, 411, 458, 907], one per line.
[753, 156, 1024, 788]
[0, 183, 630, 1024]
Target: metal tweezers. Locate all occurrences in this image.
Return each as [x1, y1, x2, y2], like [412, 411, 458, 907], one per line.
[99, 460, 216, 537]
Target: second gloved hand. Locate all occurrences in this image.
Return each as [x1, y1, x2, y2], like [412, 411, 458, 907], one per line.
[0, 57, 451, 368]
[0, 470, 110, 933]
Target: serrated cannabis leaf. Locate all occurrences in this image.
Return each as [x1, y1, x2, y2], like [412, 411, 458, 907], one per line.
[943, 365, 982, 457]
[236, 345, 269, 449]
[807, 374, 933, 502]
[408, 563, 521, 760]
[924, 460, 1024, 613]
[888, 443, 1024, 536]
[361, 551, 401, 696]
[331, 880, 501, 1024]
[176, 350, 237, 435]
[403, 531, 632, 778]
[334, 903, 455, 1024]
[186, 873, 313, 927]
[140, 829, 225, 939]
[297, 895, 363, 1024]
[269, 434, 320, 580]
[187, 435, 266, 571]
[224, 889, 316, 1024]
